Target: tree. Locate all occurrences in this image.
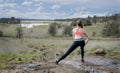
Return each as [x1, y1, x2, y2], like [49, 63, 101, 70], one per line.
[87, 16, 91, 20]
[84, 18, 92, 26]
[10, 17, 15, 24]
[103, 15, 109, 24]
[102, 14, 120, 38]
[0, 30, 3, 37]
[48, 23, 57, 36]
[70, 18, 81, 26]
[102, 21, 120, 38]
[16, 27, 23, 38]
[0, 17, 21, 24]
[93, 15, 97, 24]
[111, 14, 119, 21]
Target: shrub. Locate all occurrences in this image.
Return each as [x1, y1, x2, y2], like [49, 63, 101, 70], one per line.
[16, 27, 23, 38]
[0, 30, 3, 37]
[48, 23, 57, 36]
[62, 25, 72, 37]
[102, 21, 120, 38]
[70, 19, 80, 26]
[70, 20, 76, 26]
[84, 19, 92, 26]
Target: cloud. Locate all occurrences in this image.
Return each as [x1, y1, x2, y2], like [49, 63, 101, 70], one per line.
[82, 0, 120, 10]
[19, 11, 53, 19]
[51, 5, 61, 10]
[72, 11, 108, 18]
[33, 0, 41, 2]
[0, 0, 119, 19]
[22, 1, 33, 5]
[36, 6, 44, 11]
[0, 9, 20, 18]
[40, 0, 89, 5]
[53, 11, 68, 18]
[0, 3, 17, 8]
[34, 2, 43, 7]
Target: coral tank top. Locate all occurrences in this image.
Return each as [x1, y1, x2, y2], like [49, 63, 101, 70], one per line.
[73, 30, 83, 37]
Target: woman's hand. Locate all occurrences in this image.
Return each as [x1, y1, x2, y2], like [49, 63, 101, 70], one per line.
[84, 30, 89, 45]
[85, 38, 89, 45]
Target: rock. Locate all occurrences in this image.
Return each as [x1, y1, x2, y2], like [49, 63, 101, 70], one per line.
[18, 58, 22, 61]
[94, 49, 106, 56]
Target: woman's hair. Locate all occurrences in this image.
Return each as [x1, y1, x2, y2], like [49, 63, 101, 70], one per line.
[76, 19, 83, 28]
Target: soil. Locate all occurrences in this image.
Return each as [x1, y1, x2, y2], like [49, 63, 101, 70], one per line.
[0, 56, 120, 73]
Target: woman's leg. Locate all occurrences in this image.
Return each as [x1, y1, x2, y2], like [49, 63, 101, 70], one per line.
[57, 41, 78, 63]
[80, 41, 85, 62]
[81, 46, 84, 59]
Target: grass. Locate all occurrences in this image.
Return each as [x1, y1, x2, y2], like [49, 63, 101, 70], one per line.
[0, 22, 105, 38]
[0, 53, 37, 69]
[85, 46, 104, 55]
[85, 23, 105, 38]
[0, 53, 21, 69]
[0, 46, 55, 70]
[0, 23, 120, 69]
[85, 45, 120, 59]
[0, 40, 119, 69]
[105, 47, 120, 59]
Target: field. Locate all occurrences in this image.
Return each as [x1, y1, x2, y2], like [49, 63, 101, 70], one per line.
[0, 21, 120, 70]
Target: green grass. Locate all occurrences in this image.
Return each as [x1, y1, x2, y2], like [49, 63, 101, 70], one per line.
[0, 53, 34, 69]
[0, 23, 120, 69]
[0, 48, 53, 69]
[0, 53, 20, 69]
[85, 23, 105, 38]
[85, 46, 104, 55]
[85, 46, 120, 59]
[105, 47, 120, 59]
[0, 22, 106, 38]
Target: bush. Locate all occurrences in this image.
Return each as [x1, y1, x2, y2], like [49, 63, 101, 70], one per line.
[0, 30, 3, 37]
[48, 23, 57, 36]
[70, 20, 76, 26]
[84, 19, 92, 26]
[102, 21, 120, 38]
[62, 25, 72, 37]
[70, 19, 80, 26]
[16, 27, 23, 38]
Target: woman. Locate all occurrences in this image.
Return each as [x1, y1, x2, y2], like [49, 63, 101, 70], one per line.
[55, 19, 89, 64]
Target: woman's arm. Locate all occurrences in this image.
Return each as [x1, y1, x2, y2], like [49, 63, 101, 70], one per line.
[83, 30, 89, 45]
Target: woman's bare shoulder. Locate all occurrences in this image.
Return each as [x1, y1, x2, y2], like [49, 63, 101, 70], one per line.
[82, 28, 87, 33]
[79, 28, 85, 33]
[72, 28, 77, 31]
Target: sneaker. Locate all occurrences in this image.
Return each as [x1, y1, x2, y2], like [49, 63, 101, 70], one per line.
[55, 60, 59, 65]
[81, 59, 85, 63]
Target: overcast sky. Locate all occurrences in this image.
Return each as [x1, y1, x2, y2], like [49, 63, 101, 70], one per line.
[0, 0, 120, 19]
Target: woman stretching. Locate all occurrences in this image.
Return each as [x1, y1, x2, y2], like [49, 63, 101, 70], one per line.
[55, 19, 89, 64]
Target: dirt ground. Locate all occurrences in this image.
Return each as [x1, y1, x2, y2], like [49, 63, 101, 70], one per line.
[0, 56, 120, 73]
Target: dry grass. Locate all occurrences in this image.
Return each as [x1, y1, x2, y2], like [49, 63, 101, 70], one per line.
[0, 23, 120, 69]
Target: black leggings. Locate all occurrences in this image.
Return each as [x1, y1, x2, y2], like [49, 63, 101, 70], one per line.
[58, 40, 85, 62]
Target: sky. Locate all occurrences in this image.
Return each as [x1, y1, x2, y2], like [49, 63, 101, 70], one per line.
[0, 0, 120, 19]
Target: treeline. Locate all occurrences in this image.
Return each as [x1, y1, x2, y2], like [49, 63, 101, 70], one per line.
[55, 13, 120, 26]
[50, 13, 120, 38]
[0, 17, 21, 24]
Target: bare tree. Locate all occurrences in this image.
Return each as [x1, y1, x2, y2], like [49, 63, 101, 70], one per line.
[16, 27, 23, 38]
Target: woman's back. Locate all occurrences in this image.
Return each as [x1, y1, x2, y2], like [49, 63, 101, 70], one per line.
[73, 27, 84, 39]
